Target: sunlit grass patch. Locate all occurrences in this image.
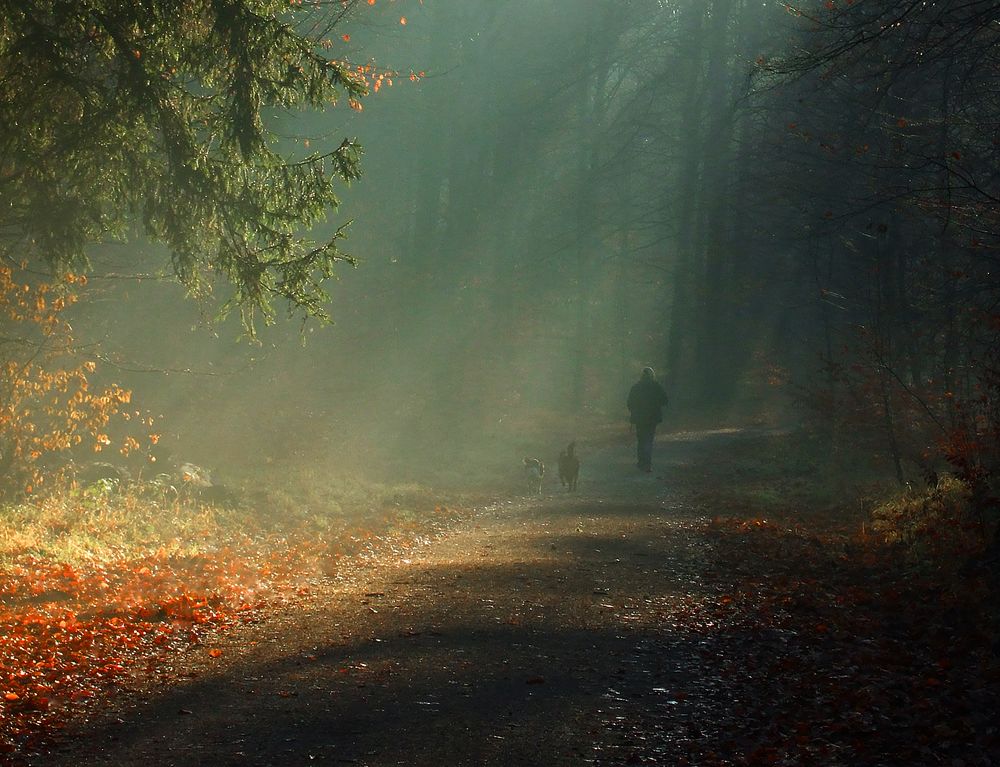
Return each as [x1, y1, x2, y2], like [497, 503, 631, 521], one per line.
[251, 465, 438, 526]
[0, 488, 254, 565]
[0, 465, 458, 566]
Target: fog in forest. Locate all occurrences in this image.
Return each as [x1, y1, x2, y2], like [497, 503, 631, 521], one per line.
[54, 2, 758, 488]
[17, 0, 996, 497]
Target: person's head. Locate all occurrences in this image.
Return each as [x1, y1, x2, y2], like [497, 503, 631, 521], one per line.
[640, 366, 655, 381]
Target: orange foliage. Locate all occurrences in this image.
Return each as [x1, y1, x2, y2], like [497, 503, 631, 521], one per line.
[0, 268, 147, 495]
[0, 548, 276, 754]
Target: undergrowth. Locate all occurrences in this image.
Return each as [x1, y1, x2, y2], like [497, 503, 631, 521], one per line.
[688, 428, 895, 532]
[0, 468, 452, 566]
[870, 476, 995, 564]
[696, 430, 1000, 765]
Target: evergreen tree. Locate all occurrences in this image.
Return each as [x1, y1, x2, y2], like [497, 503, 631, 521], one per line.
[0, 0, 367, 328]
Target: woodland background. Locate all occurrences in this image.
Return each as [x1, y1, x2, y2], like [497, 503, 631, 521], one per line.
[1, 0, 999, 758]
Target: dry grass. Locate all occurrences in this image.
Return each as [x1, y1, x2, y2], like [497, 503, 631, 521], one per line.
[0, 488, 251, 565]
[0, 467, 455, 567]
[868, 476, 997, 565]
[870, 476, 973, 542]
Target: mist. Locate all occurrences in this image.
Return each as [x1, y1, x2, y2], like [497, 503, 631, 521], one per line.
[30, 0, 994, 511]
[56, 0, 807, 494]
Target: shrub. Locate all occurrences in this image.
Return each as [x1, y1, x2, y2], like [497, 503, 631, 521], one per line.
[0, 268, 149, 497]
[869, 476, 990, 559]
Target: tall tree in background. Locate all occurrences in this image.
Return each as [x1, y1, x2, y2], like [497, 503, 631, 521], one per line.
[746, 0, 1000, 485]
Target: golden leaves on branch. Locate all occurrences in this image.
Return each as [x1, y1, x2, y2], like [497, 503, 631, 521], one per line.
[0, 270, 153, 495]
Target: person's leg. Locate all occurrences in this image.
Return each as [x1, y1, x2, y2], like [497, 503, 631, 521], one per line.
[636, 425, 654, 470]
[643, 425, 657, 471]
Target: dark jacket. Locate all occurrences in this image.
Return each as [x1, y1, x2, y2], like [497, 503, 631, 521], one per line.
[627, 378, 669, 426]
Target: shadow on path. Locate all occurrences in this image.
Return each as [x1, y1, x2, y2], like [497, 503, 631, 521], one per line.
[33, 429, 762, 767]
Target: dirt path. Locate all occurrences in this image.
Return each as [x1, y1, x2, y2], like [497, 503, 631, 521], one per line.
[34, 431, 740, 767]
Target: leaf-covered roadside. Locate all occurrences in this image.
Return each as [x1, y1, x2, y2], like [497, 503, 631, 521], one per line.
[0, 550, 264, 756]
[597, 511, 1000, 767]
[701, 517, 998, 766]
[0, 500, 465, 758]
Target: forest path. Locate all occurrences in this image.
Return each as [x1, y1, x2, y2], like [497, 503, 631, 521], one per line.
[38, 429, 747, 767]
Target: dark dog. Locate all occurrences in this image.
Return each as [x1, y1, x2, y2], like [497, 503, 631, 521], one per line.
[557, 442, 580, 491]
[523, 457, 545, 494]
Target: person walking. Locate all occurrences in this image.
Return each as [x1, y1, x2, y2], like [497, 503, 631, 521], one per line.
[627, 367, 669, 473]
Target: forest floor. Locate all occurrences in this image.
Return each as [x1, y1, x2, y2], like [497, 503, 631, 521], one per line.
[16, 427, 1000, 766]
